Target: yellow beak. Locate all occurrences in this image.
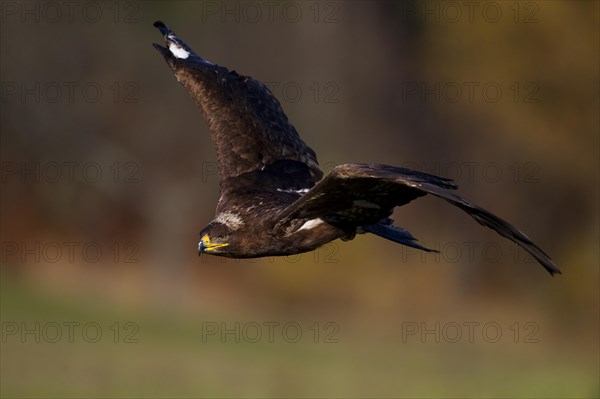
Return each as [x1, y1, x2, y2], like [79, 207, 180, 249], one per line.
[199, 234, 229, 253]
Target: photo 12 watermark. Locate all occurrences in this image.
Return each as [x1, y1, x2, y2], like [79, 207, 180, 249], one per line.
[1, 161, 141, 184]
[398, 161, 540, 184]
[1, 241, 141, 264]
[396, 240, 539, 265]
[400, 321, 540, 344]
[1, 81, 140, 104]
[395, 1, 540, 24]
[315, 161, 541, 185]
[264, 81, 340, 104]
[1, 1, 141, 24]
[200, 242, 340, 264]
[2, 321, 140, 343]
[200, 321, 340, 343]
[198, 1, 341, 24]
[399, 81, 540, 104]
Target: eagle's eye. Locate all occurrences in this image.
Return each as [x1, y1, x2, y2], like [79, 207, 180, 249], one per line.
[216, 234, 229, 240]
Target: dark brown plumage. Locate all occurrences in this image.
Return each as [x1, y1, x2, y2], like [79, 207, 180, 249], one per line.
[152, 21, 560, 276]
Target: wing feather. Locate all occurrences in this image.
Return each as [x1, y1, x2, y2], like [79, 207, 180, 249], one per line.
[278, 164, 560, 275]
[153, 21, 322, 186]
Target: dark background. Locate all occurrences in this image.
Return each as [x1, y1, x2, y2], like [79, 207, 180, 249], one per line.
[1, 1, 598, 397]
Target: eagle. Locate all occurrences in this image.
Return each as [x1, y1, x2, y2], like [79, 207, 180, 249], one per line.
[152, 21, 560, 276]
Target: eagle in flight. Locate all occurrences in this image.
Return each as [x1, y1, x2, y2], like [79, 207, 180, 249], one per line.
[152, 21, 560, 276]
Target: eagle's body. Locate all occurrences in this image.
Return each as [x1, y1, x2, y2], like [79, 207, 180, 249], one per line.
[152, 21, 561, 276]
[206, 162, 346, 258]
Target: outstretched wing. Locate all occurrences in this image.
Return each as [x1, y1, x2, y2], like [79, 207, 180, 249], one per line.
[277, 164, 560, 276]
[152, 21, 322, 188]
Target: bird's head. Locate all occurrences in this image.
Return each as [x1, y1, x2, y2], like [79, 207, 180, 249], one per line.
[197, 212, 246, 256]
[198, 224, 232, 256]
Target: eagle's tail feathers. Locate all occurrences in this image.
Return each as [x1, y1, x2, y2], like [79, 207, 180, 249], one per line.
[362, 224, 437, 253]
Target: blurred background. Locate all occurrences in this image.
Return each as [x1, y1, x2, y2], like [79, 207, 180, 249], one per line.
[1, 1, 598, 397]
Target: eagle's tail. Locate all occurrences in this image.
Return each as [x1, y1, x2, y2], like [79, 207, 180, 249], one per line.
[362, 223, 437, 253]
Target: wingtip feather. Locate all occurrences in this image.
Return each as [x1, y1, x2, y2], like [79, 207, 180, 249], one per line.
[153, 20, 171, 36]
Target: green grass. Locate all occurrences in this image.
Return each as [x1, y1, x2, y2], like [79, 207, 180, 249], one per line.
[1, 279, 597, 398]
